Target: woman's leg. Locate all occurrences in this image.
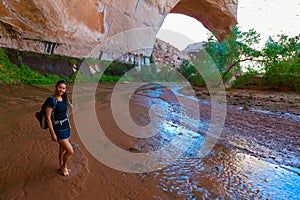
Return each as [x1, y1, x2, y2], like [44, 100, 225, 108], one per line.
[59, 145, 65, 169]
[58, 138, 74, 176]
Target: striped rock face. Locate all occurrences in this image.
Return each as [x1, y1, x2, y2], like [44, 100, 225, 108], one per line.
[0, 0, 237, 58]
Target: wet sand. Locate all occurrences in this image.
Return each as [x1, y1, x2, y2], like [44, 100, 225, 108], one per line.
[0, 83, 170, 200]
[0, 83, 299, 199]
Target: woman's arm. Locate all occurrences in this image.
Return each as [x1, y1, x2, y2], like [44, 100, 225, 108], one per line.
[45, 107, 57, 142]
[67, 100, 74, 116]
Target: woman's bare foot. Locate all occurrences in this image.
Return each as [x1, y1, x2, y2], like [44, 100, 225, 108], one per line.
[58, 167, 71, 176]
[62, 168, 70, 176]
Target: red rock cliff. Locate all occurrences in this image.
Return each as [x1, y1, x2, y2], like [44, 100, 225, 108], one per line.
[0, 0, 237, 58]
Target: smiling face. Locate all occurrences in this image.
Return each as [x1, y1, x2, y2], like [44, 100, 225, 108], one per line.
[55, 83, 67, 97]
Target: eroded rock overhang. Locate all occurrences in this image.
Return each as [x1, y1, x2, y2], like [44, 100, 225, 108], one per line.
[0, 0, 237, 58]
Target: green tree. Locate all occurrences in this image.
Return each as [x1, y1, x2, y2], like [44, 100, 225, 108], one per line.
[261, 34, 300, 90]
[204, 26, 262, 81]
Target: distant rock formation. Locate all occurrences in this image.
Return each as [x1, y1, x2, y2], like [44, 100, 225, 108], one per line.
[0, 0, 237, 58]
[152, 38, 187, 68]
[181, 42, 205, 58]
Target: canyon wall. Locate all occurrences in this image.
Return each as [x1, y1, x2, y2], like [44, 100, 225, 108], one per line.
[0, 0, 237, 58]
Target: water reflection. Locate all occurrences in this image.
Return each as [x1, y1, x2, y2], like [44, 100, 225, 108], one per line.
[147, 144, 300, 199]
[130, 84, 299, 199]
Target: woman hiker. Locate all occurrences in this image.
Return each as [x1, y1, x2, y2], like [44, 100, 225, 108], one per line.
[45, 80, 75, 176]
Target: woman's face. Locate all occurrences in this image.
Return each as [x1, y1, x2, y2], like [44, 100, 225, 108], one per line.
[55, 83, 66, 96]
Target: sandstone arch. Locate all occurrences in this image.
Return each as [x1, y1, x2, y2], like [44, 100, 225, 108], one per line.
[170, 0, 237, 41]
[0, 0, 237, 58]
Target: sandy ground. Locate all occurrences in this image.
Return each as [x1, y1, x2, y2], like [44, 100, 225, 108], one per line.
[0, 83, 170, 200]
[0, 83, 299, 199]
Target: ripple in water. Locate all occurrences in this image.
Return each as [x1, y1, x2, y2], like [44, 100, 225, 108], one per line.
[134, 85, 300, 199]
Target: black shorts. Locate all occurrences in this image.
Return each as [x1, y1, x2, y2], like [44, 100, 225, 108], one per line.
[53, 120, 70, 141]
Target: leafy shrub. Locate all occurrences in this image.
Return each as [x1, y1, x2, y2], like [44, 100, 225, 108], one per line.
[103, 60, 135, 77]
[177, 59, 206, 86]
[232, 73, 261, 89]
[68, 58, 78, 66]
[260, 35, 300, 90]
[99, 74, 120, 82]
[0, 49, 73, 84]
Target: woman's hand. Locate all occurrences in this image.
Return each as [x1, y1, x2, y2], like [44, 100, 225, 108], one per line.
[50, 131, 57, 142]
[49, 128, 57, 142]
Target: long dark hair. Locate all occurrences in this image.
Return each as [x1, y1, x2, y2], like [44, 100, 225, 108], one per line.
[55, 80, 68, 103]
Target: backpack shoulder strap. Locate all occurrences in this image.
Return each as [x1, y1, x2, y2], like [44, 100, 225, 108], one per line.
[49, 96, 58, 121]
[50, 96, 58, 110]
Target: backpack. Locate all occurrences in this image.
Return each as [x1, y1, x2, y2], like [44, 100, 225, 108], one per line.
[35, 96, 57, 129]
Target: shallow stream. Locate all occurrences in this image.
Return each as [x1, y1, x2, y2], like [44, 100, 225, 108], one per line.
[126, 83, 300, 199]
